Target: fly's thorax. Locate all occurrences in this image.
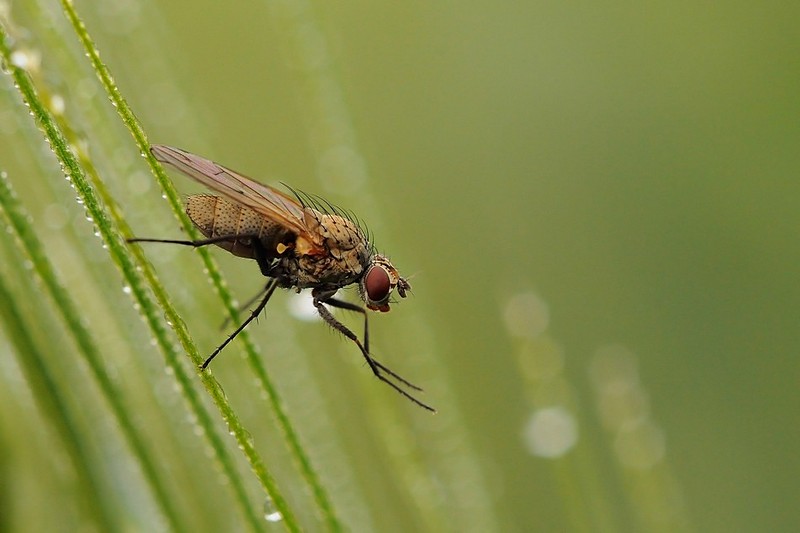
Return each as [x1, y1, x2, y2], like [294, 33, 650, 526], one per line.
[303, 209, 370, 266]
[321, 213, 372, 278]
[303, 210, 367, 250]
[359, 254, 411, 312]
[277, 210, 370, 290]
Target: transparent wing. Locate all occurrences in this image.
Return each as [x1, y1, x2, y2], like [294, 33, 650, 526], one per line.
[151, 144, 309, 236]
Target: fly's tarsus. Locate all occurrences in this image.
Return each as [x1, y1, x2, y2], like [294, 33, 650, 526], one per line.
[371, 358, 424, 392]
[368, 358, 435, 412]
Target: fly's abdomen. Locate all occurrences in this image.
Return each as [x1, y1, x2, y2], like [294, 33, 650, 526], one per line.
[185, 194, 257, 258]
[187, 194, 295, 260]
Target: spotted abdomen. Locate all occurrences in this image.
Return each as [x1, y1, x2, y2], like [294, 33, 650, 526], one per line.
[186, 194, 291, 259]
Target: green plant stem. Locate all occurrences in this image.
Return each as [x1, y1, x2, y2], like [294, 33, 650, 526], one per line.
[57, 1, 341, 530]
[0, 170, 188, 532]
[0, 269, 118, 532]
[0, 20, 296, 533]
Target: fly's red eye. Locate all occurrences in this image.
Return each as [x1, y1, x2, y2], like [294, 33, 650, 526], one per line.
[365, 266, 391, 303]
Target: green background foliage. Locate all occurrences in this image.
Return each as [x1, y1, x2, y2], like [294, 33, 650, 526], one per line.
[1, 1, 798, 531]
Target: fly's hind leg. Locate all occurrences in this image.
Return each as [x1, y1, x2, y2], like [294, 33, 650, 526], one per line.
[131, 234, 280, 368]
[127, 233, 261, 248]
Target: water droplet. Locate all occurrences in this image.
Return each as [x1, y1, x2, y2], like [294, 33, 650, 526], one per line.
[10, 49, 41, 72]
[522, 405, 578, 459]
[122, 285, 132, 295]
[287, 291, 319, 322]
[263, 499, 283, 523]
[50, 94, 66, 115]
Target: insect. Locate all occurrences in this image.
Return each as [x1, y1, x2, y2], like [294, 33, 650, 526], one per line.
[129, 145, 433, 412]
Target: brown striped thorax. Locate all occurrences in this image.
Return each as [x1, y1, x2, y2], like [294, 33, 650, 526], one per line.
[129, 145, 432, 411]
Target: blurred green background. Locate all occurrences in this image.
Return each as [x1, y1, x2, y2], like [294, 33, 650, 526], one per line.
[1, 1, 798, 531]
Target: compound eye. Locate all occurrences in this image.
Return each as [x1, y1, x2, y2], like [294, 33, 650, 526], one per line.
[365, 265, 391, 303]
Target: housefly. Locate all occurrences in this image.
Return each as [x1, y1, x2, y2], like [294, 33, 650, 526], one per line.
[129, 145, 433, 412]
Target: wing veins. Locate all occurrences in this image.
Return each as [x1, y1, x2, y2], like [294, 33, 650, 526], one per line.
[151, 144, 308, 236]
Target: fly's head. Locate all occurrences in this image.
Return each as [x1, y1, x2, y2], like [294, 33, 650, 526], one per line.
[359, 254, 411, 312]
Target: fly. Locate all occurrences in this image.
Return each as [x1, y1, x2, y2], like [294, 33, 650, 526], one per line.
[129, 145, 433, 412]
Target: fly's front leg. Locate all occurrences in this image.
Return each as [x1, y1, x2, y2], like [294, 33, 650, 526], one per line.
[312, 290, 434, 412]
[324, 297, 422, 391]
[311, 294, 379, 375]
[321, 298, 372, 358]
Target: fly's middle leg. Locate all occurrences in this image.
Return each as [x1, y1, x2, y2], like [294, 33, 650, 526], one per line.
[201, 278, 278, 369]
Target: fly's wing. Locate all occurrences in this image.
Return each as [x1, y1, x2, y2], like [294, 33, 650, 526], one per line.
[151, 144, 310, 237]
